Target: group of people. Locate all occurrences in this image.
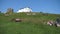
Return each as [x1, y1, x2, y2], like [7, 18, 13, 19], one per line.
[47, 17, 60, 27]
[12, 18, 22, 22]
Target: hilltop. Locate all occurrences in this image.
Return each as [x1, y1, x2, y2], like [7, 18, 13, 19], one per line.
[0, 12, 60, 34]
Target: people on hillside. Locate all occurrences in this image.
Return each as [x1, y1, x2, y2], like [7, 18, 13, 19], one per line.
[47, 20, 54, 26]
[54, 17, 60, 27]
[11, 18, 22, 22]
[56, 17, 60, 24]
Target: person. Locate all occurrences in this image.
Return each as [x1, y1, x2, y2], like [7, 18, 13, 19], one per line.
[54, 23, 57, 27]
[47, 20, 53, 26]
[54, 17, 60, 27]
[56, 17, 60, 24]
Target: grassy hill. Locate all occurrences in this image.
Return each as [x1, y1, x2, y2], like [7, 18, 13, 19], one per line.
[0, 12, 60, 34]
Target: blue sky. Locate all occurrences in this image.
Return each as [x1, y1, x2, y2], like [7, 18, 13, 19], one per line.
[0, 0, 60, 14]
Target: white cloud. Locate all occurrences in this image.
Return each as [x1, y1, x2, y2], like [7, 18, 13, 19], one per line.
[17, 7, 32, 13]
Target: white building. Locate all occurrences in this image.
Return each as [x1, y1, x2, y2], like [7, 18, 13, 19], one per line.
[17, 7, 32, 13]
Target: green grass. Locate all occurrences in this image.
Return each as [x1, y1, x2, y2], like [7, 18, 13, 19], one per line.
[0, 13, 60, 34]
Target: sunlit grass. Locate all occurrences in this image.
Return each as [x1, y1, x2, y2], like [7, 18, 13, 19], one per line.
[0, 13, 60, 34]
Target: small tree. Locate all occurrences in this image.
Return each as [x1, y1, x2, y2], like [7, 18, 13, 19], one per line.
[0, 11, 1, 14]
[40, 11, 43, 13]
[6, 8, 14, 15]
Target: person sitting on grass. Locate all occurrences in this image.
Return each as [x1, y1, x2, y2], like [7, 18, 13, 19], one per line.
[47, 20, 54, 26]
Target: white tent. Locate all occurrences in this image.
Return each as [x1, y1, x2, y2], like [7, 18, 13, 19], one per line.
[17, 7, 32, 13]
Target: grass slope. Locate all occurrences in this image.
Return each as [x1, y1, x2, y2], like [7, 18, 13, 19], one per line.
[0, 13, 60, 34]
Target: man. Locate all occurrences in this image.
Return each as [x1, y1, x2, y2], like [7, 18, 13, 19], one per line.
[54, 17, 60, 27]
[47, 21, 53, 26]
[56, 17, 60, 24]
